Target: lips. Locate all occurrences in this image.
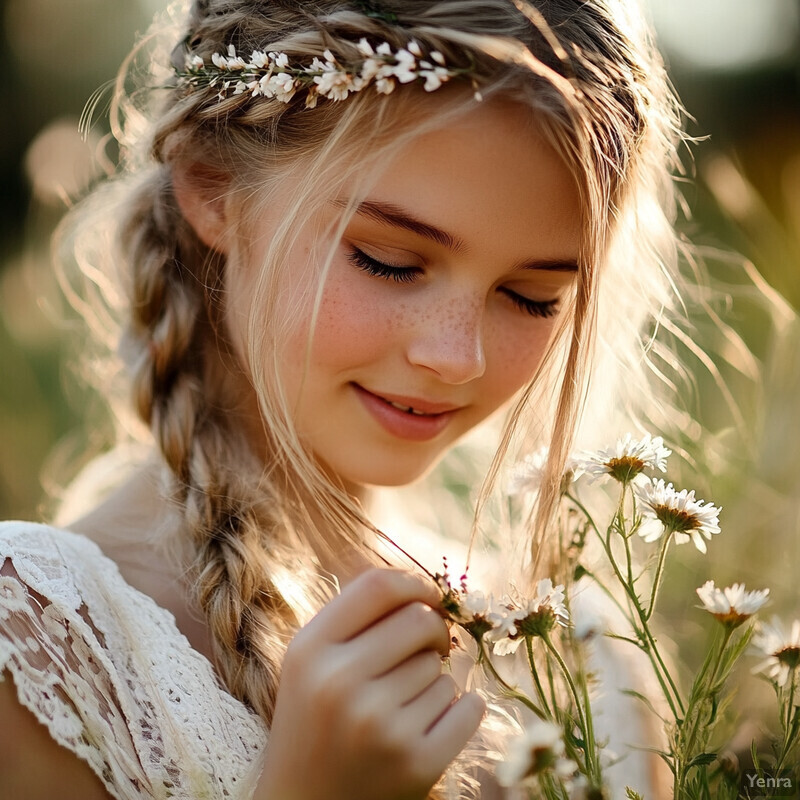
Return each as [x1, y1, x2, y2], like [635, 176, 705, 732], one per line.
[352, 383, 461, 442]
[367, 389, 462, 416]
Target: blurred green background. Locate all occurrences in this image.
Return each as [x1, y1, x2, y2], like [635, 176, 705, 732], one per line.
[0, 0, 799, 700]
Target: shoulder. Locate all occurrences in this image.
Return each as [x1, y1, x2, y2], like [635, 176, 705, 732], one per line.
[0, 672, 114, 800]
[0, 519, 268, 798]
[0, 521, 127, 798]
[0, 519, 108, 584]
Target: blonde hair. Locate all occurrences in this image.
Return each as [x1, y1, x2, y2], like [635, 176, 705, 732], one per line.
[63, 0, 684, 731]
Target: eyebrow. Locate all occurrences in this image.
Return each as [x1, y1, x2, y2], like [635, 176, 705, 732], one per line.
[343, 199, 580, 273]
[352, 200, 465, 252]
[515, 258, 580, 273]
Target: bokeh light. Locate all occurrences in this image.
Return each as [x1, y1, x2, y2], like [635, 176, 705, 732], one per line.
[650, 0, 800, 72]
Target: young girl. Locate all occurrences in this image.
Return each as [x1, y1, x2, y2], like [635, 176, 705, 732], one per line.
[0, 0, 683, 797]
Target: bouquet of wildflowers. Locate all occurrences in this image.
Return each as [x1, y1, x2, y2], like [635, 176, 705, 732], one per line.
[436, 434, 800, 799]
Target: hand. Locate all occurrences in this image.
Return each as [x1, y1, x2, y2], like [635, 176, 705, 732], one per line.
[256, 568, 485, 800]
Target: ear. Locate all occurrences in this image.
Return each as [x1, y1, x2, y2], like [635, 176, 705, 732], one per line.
[171, 162, 232, 253]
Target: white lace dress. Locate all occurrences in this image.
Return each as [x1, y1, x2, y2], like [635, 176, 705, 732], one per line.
[0, 521, 268, 800]
[0, 519, 661, 799]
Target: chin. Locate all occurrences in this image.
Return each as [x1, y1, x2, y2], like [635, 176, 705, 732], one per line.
[334, 450, 446, 489]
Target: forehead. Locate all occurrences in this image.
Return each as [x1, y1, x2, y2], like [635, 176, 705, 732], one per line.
[360, 98, 583, 260]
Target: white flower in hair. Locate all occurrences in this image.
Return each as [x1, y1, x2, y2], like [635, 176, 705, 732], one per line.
[390, 48, 418, 83]
[419, 63, 452, 92]
[260, 71, 298, 102]
[250, 50, 269, 68]
[357, 37, 375, 57]
[177, 38, 466, 106]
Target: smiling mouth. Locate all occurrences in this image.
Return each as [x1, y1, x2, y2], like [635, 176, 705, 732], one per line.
[354, 384, 461, 416]
[352, 383, 457, 442]
[383, 400, 433, 416]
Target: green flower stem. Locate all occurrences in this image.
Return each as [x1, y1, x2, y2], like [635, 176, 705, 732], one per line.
[601, 535, 684, 720]
[637, 611, 686, 719]
[565, 492, 685, 719]
[477, 638, 546, 719]
[775, 669, 798, 774]
[526, 636, 553, 717]
[542, 633, 600, 781]
[675, 627, 733, 794]
[619, 486, 636, 587]
[645, 534, 671, 622]
[786, 669, 796, 735]
[545, 653, 559, 717]
[570, 503, 683, 721]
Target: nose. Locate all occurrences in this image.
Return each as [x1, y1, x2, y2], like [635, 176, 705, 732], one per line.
[405, 295, 487, 385]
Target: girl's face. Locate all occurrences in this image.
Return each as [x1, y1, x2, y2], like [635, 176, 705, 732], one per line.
[227, 99, 582, 489]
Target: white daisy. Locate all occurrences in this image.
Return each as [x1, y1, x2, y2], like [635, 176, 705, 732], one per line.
[752, 616, 800, 687]
[635, 478, 721, 553]
[575, 433, 671, 484]
[506, 448, 581, 496]
[696, 580, 769, 628]
[436, 571, 503, 640]
[490, 579, 569, 654]
[486, 604, 523, 655]
[496, 720, 576, 787]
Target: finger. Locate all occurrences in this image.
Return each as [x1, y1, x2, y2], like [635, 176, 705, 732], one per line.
[421, 691, 486, 767]
[353, 601, 451, 677]
[371, 650, 443, 707]
[360, 602, 450, 677]
[308, 569, 440, 643]
[398, 674, 460, 734]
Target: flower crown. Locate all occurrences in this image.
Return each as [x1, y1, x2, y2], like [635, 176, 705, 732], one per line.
[177, 38, 477, 108]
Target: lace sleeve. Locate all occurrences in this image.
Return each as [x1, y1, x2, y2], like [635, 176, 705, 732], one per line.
[0, 559, 156, 798]
[0, 523, 267, 800]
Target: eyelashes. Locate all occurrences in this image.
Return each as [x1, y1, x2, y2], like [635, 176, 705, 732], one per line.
[346, 246, 561, 319]
[499, 289, 560, 319]
[346, 246, 421, 284]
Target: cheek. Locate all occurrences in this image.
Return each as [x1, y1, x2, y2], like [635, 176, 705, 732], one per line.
[300, 264, 396, 372]
[485, 318, 558, 398]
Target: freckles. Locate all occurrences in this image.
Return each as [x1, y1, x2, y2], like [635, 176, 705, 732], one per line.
[488, 323, 552, 389]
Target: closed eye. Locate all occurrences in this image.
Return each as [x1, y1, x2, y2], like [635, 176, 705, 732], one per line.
[346, 246, 421, 283]
[348, 245, 561, 318]
[499, 288, 560, 318]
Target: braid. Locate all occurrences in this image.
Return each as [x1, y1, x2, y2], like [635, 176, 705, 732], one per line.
[121, 167, 300, 721]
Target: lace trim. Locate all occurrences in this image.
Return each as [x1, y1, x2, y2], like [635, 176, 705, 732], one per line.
[0, 522, 267, 800]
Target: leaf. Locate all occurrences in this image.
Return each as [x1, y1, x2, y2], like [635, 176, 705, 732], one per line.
[621, 688, 669, 722]
[750, 739, 761, 771]
[604, 632, 644, 648]
[625, 789, 645, 800]
[688, 752, 718, 768]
